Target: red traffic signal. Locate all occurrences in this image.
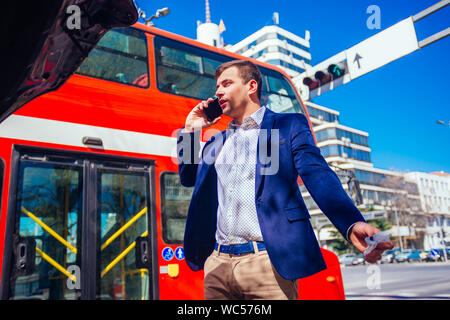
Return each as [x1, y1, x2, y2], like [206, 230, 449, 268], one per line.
[303, 77, 319, 90]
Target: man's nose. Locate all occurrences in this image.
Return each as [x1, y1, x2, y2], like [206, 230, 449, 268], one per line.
[215, 88, 223, 98]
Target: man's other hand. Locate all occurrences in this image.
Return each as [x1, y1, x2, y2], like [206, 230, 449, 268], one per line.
[349, 222, 394, 264]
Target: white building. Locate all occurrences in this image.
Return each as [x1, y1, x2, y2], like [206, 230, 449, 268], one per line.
[227, 24, 312, 78]
[196, 0, 224, 48]
[302, 101, 423, 248]
[404, 171, 450, 249]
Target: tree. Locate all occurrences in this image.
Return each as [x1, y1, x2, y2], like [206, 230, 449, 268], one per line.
[380, 175, 420, 249]
[368, 218, 392, 232]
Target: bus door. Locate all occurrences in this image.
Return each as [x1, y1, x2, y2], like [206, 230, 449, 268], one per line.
[1, 148, 157, 300]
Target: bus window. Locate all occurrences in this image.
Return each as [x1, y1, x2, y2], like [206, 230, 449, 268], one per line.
[9, 159, 83, 300]
[260, 71, 302, 114]
[154, 36, 303, 114]
[160, 172, 193, 244]
[155, 36, 229, 100]
[76, 27, 149, 88]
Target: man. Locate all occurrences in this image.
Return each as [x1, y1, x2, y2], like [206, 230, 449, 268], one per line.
[176, 60, 393, 300]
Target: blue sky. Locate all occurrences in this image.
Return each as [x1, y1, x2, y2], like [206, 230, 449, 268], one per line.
[136, 0, 450, 173]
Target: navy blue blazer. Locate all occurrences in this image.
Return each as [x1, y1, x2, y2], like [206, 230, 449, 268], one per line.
[177, 108, 365, 280]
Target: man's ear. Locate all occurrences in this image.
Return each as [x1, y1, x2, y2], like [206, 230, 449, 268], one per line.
[247, 79, 258, 97]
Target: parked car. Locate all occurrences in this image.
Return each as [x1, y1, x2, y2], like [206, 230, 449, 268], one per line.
[355, 253, 366, 265]
[419, 250, 428, 262]
[425, 249, 449, 262]
[395, 249, 421, 263]
[339, 254, 359, 266]
[381, 248, 401, 264]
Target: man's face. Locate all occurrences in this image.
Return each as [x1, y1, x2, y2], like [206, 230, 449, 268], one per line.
[215, 66, 249, 118]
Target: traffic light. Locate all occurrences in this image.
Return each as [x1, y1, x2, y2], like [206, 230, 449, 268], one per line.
[328, 63, 346, 79]
[314, 70, 332, 85]
[300, 61, 348, 92]
[303, 77, 319, 90]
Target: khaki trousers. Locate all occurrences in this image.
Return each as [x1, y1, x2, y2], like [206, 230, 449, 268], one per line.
[203, 243, 299, 300]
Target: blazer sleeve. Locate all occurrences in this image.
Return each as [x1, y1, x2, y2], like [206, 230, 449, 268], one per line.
[290, 114, 366, 240]
[177, 128, 201, 187]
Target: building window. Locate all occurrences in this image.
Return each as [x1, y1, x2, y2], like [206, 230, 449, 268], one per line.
[315, 128, 337, 142]
[238, 32, 310, 54]
[315, 127, 369, 147]
[266, 59, 305, 74]
[353, 170, 395, 187]
[320, 145, 371, 162]
[77, 27, 149, 88]
[276, 33, 310, 53]
[306, 106, 339, 123]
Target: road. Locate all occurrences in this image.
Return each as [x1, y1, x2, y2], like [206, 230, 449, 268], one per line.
[340, 261, 450, 300]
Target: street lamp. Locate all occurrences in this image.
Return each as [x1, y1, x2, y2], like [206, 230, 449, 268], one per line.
[139, 7, 170, 26]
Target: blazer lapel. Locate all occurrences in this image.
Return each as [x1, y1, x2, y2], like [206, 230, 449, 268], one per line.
[195, 129, 229, 188]
[255, 108, 276, 199]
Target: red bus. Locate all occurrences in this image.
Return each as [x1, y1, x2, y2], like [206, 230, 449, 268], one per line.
[0, 22, 345, 300]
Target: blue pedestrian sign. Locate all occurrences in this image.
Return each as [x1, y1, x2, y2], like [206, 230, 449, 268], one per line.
[162, 247, 174, 261]
[175, 247, 185, 260]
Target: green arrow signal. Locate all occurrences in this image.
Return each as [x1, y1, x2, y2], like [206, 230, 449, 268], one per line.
[333, 65, 343, 76]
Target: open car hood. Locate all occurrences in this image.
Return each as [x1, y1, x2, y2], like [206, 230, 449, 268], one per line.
[0, 0, 138, 122]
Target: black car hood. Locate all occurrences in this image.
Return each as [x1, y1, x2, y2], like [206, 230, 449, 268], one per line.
[0, 0, 138, 123]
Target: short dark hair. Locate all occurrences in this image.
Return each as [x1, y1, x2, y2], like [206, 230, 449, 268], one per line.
[215, 60, 262, 100]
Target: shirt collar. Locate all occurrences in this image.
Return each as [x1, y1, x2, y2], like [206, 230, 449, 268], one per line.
[228, 106, 266, 130]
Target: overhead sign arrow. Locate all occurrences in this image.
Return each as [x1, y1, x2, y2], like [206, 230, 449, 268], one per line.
[353, 53, 362, 69]
[346, 17, 419, 80]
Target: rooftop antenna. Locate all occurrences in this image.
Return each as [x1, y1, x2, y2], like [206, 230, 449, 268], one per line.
[205, 0, 211, 23]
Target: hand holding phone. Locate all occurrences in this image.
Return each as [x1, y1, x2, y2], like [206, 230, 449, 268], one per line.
[203, 97, 223, 122]
[183, 98, 223, 133]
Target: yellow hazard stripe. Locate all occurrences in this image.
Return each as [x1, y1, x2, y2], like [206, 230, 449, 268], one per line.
[21, 206, 77, 254]
[35, 247, 77, 283]
[101, 230, 148, 278]
[100, 207, 147, 251]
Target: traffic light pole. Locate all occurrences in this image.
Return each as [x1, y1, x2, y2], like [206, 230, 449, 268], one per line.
[294, 0, 449, 101]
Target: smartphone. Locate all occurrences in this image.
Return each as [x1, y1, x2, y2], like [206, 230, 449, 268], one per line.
[203, 98, 223, 122]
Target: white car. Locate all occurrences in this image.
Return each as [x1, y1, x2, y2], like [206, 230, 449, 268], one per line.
[339, 254, 358, 266]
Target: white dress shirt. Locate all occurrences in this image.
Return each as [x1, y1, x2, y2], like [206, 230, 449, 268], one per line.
[214, 106, 266, 245]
